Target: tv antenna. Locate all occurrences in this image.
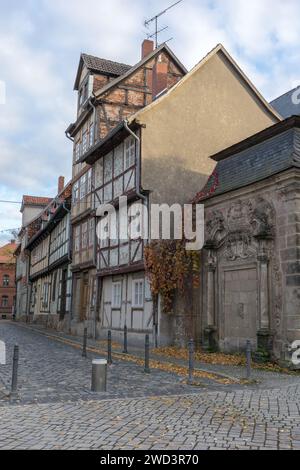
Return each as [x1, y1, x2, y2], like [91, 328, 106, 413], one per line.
[144, 0, 184, 48]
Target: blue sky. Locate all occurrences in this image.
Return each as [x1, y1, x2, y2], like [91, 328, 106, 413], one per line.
[0, 0, 299, 245]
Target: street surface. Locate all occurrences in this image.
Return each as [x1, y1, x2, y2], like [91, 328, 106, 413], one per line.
[0, 322, 299, 450]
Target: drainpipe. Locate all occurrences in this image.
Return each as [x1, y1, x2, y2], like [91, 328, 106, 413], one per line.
[123, 120, 159, 345]
[65, 130, 74, 143]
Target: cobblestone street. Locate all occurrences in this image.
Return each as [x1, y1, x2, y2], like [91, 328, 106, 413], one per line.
[0, 322, 300, 450]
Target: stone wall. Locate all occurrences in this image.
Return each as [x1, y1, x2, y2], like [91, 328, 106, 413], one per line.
[201, 169, 300, 362]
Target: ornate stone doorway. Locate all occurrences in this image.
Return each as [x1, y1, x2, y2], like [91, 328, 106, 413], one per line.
[203, 198, 276, 357]
[221, 265, 258, 352]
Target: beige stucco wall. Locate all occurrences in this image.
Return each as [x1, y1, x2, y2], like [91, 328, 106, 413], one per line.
[137, 50, 280, 205]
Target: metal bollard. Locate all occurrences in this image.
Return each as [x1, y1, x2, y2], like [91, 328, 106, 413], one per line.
[144, 334, 150, 374]
[11, 345, 19, 395]
[246, 340, 252, 379]
[188, 339, 195, 385]
[82, 327, 88, 358]
[107, 330, 112, 365]
[91, 359, 107, 392]
[123, 325, 128, 354]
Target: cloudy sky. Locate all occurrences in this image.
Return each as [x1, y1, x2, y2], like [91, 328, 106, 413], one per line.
[0, 0, 299, 245]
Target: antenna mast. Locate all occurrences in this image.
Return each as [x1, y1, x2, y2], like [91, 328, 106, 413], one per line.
[144, 0, 184, 48]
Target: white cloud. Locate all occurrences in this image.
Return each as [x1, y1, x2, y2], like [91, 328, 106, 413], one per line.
[0, 0, 300, 245]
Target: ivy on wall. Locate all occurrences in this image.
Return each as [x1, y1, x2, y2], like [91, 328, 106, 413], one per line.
[144, 240, 201, 314]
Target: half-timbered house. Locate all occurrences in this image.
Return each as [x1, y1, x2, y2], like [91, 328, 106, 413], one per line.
[26, 182, 72, 328]
[66, 40, 187, 336]
[15, 196, 52, 321]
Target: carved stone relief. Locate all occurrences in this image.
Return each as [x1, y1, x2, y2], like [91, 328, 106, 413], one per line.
[204, 197, 278, 354]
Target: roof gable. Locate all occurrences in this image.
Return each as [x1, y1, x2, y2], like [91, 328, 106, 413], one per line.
[74, 53, 132, 90]
[128, 44, 281, 124]
[93, 43, 187, 99]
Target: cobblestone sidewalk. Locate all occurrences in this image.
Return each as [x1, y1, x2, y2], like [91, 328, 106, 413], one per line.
[0, 322, 218, 405]
[13, 321, 300, 389]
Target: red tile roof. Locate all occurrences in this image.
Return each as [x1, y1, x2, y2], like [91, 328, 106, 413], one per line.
[0, 242, 17, 264]
[22, 196, 52, 206]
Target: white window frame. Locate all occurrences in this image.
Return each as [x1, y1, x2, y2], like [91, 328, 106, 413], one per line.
[42, 282, 49, 310]
[79, 173, 87, 200]
[89, 123, 94, 148]
[73, 181, 79, 203]
[112, 282, 122, 309]
[3, 275, 9, 287]
[74, 226, 80, 252]
[75, 141, 81, 162]
[124, 136, 135, 170]
[81, 222, 88, 249]
[132, 279, 144, 308]
[88, 218, 94, 247]
[87, 168, 92, 194]
[82, 131, 88, 155]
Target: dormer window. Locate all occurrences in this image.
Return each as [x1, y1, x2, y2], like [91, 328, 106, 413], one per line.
[79, 80, 89, 107]
[78, 75, 93, 112]
[124, 136, 136, 170]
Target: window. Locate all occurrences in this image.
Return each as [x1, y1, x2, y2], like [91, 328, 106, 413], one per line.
[1, 296, 8, 308]
[41, 283, 49, 310]
[82, 131, 88, 155]
[79, 80, 89, 107]
[87, 168, 92, 194]
[74, 226, 80, 252]
[79, 173, 87, 200]
[89, 219, 94, 247]
[73, 181, 79, 203]
[75, 141, 81, 162]
[124, 136, 135, 170]
[112, 282, 122, 308]
[132, 280, 144, 308]
[52, 272, 57, 302]
[82, 222, 88, 249]
[3, 275, 9, 287]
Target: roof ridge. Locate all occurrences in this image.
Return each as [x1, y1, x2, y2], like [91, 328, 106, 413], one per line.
[271, 85, 300, 103]
[81, 52, 132, 69]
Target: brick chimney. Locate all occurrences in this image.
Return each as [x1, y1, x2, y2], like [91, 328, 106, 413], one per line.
[142, 39, 154, 59]
[153, 60, 168, 98]
[58, 176, 65, 194]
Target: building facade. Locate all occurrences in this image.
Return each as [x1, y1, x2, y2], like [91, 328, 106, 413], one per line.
[66, 40, 187, 337]
[0, 241, 17, 319]
[81, 44, 280, 346]
[26, 190, 72, 329]
[197, 116, 300, 364]
[15, 196, 52, 321]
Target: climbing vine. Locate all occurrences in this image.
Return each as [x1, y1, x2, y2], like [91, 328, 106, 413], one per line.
[144, 240, 201, 314]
